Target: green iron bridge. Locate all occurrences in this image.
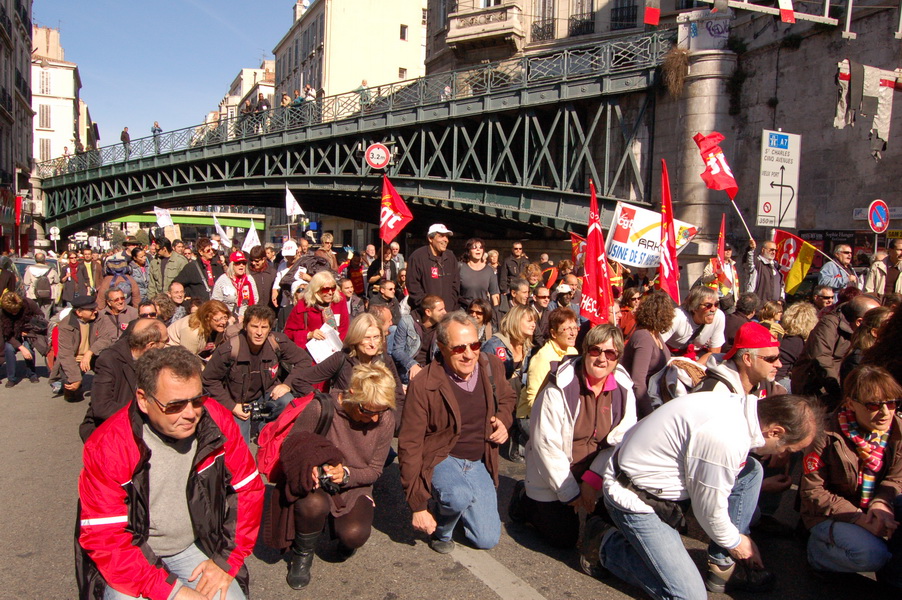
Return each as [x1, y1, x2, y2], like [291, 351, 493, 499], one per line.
[37, 32, 674, 236]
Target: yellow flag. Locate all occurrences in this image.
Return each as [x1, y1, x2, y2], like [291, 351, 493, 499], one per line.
[785, 240, 815, 294]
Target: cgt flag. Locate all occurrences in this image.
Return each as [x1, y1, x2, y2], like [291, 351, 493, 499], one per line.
[380, 176, 413, 244]
[693, 131, 739, 201]
[579, 180, 613, 325]
[774, 229, 815, 294]
[658, 160, 681, 305]
[570, 233, 586, 269]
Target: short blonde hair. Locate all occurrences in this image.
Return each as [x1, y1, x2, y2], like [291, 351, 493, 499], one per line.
[781, 301, 817, 339]
[304, 271, 337, 307]
[500, 304, 536, 346]
[342, 362, 397, 410]
[321, 233, 334, 244]
[344, 313, 384, 357]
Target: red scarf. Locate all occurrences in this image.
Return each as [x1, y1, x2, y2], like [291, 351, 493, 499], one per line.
[201, 258, 215, 288]
[234, 274, 255, 307]
[68, 262, 79, 282]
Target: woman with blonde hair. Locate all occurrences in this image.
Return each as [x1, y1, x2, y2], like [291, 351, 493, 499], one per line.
[776, 301, 819, 391]
[757, 300, 785, 340]
[285, 271, 349, 348]
[482, 303, 538, 461]
[266, 362, 398, 589]
[295, 313, 404, 417]
[167, 299, 230, 360]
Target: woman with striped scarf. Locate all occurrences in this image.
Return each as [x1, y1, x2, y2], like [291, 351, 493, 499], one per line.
[800, 364, 902, 589]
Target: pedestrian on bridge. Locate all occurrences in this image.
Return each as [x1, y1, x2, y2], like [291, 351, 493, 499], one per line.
[151, 121, 162, 154]
[120, 127, 131, 160]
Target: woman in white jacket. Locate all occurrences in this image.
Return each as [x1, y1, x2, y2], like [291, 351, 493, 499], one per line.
[512, 323, 637, 549]
[212, 251, 258, 319]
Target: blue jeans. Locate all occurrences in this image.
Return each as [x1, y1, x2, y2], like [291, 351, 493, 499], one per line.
[235, 390, 294, 444]
[431, 455, 500, 549]
[808, 494, 902, 588]
[5, 341, 35, 381]
[599, 458, 763, 600]
[103, 542, 245, 599]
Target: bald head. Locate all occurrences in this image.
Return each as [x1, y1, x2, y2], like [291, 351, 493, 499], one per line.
[128, 318, 168, 356]
[844, 294, 881, 331]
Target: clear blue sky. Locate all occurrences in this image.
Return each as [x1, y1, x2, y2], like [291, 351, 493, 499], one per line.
[34, 0, 291, 147]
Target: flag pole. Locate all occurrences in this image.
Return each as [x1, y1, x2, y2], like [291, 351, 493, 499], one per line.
[729, 201, 754, 241]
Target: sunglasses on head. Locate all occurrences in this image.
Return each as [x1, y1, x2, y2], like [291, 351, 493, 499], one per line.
[858, 399, 898, 412]
[587, 346, 620, 361]
[148, 392, 206, 415]
[448, 341, 482, 354]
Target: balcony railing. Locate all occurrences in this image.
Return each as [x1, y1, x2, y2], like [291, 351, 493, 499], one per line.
[447, 3, 524, 48]
[0, 87, 12, 116]
[0, 5, 12, 40]
[569, 12, 596, 37]
[531, 19, 555, 42]
[611, 5, 638, 30]
[14, 69, 29, 102]
[36, 31, 675, 179]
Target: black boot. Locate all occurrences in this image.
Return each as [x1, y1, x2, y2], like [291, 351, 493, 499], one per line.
[287, 531, 320, 589]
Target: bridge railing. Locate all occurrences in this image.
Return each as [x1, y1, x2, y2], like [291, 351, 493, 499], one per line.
[36, 31, 673, 179]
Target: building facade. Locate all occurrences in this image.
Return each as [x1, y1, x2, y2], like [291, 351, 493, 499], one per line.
[0, 0, 33, 253]
[217, 60, 275, 122]
[272, 0, 427, 100]
[32, 26, 83, 167]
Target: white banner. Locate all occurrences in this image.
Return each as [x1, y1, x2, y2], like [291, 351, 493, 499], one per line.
[154, 206, 173, 228]
[605, 202, 699, 268]
[242, 222, 260, 253]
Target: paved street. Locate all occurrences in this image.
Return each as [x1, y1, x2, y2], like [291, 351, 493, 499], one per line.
[0, 368, 891, 600]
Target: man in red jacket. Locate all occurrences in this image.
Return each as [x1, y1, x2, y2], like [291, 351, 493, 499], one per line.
[76, 345, 263, 600]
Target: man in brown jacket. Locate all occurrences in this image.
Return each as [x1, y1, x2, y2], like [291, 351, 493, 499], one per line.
[50, 295, 98, 402]
[399, 311, 516, 553]
[791, 294, 880, 408]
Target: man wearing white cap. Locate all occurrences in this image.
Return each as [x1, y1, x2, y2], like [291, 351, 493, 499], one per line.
[406, 224, 460, 311]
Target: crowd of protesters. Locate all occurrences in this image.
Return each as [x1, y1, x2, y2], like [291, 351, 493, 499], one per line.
[3, 226, 900, 599]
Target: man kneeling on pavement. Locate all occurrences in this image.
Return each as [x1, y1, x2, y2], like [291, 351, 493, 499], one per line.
[399, 310, 516, 553]
[76, 345, 264, 600]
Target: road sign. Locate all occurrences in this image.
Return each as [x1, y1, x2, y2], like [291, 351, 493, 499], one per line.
[49, 226, 60, 236]
[756, 130, 801, 228]
[49, 234, 60, 241]
[868, 199, 890, 234]
[364, 143, 391, 170]
[73, 232, 88, 242]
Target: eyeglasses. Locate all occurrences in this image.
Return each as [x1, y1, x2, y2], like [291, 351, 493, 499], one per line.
[699, 302, 717, 310]
[356, 404, 391, 416]
[319, 286, 336, 293]
[140, 311, 157, 318]
[147, 392, 206, 415]
[756, 354, 781, 364]
[448, 341, 482, 354]
[856, 399, 898, 412]
[587, 346, 620, 361]
[558, 325, 579, 333]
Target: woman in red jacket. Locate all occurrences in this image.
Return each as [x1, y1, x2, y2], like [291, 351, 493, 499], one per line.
[284, 271, 349, 348]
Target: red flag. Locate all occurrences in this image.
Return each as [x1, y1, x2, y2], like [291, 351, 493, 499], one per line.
[379, 176, 413, 244]
[711, 213, 731, 288]
[579, 181, 613, 325]
[570, 233, 585, 266]
[644, 0, 661, 25]
[693, 131, 738, 200]
[14, 195, 22, 226]
[658, 160, 680, 304]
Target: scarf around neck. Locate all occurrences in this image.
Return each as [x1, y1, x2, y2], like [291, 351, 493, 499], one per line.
[233, 274, 255, 307]
[838, 409, 890, 509]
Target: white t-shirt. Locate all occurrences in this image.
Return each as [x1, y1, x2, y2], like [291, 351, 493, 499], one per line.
[662, 308, 726, 351]
[603, 391, 764, 550]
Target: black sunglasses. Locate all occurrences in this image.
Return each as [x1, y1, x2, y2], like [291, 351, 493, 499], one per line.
[148, 392, 206, 415]
[448, 341, 482, 354]
[140, 311, 157, 318]
[756, 354, 781, 364]
[357, 404, 391, 416]
[587, 346, 620, 361]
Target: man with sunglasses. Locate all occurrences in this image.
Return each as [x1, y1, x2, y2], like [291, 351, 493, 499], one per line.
[500, 242, 529, 294]
[810, 284, 836, 312]
[399, 311, 516, 553]
[744, 239, 784, 304]
[531, 286, 553, 346]
[818, 244, 859, 292]
[699, 322, 785, 400]
[173, 237, 224, 302]
[76, 346, 264, 600]
[513, 324, 637, 553]
[662, 286, 726, 365]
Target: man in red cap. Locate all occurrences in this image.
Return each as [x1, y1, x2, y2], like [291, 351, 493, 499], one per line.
[697, 322, 785, 400]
